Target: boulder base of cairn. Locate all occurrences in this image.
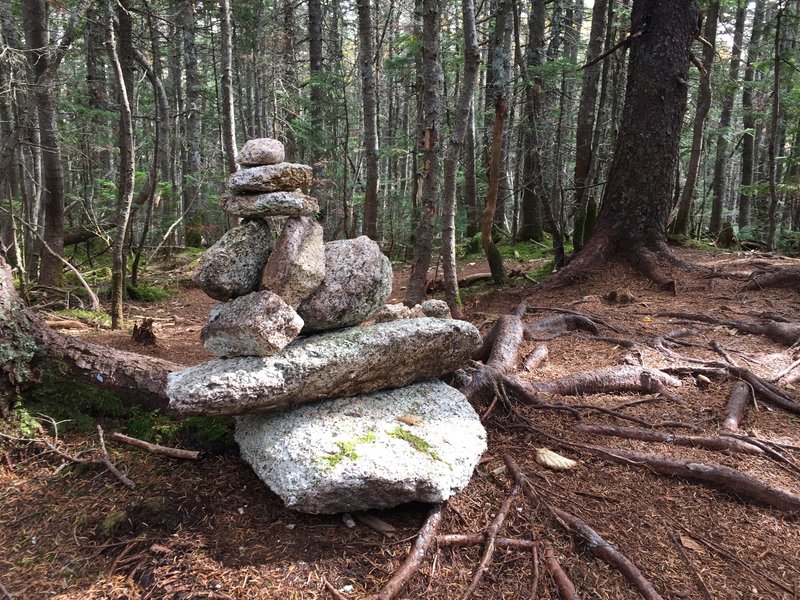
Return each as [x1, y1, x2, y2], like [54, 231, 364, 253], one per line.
[297, 236, 392, 333]
[228, 163, 313, 193]
[235, 379, 487, 514]
[167, 318, 481, 416]
[194, 220, 273, 301]
[237, 138, 285, 166]
[201, 291, 303, 358]
[221, 191, 319, 218]
[260, 217, 325, 308]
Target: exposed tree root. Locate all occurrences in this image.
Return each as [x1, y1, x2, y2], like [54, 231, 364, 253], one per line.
[436, 535, 536, 550]
[573, 423, 764, 455]
[541, 541, 580, 600]
[668, 531, 714, 600]
[487, 315, 525, 372]
[368, 504, 443, 600]
[720, 381, 751, 432]
[656, 311, 800, 346]
[524, 314, 599, 340]
[522, 345, 549, 371]
[742, 267, 800, 291]
[572, 443, 800, 513]
[533, 366, 681, 396]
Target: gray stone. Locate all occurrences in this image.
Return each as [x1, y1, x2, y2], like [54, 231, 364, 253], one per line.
[220, 191, 319, 218]
[237, 138, 285, 166]
[194, 220, 272, 301]
[371, 303, 424, 323]
[167, 318, 481, 416]
[235, 379, 487, 513]
[421, 299, 452, 319]
[260, 217, 325, 308]
[201, 291, 304, 358]
[297, 236, 392, 333]
[228, 163, 313, 193]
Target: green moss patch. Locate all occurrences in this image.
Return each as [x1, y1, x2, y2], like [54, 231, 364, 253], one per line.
[316, 431, 377, 471]
[388, 426, 442, 461]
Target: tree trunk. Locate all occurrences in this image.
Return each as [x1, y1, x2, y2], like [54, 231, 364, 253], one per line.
[219, 0, 238, 177]
[765, 7, 784, 252]
[405, 0, 442, 306]
[357, 0, 379, 239]
[738, 0, 766, 230]
[544, 0, 698, 290]
[22, 0, 66, 287]
[181, 0, 202, 248]
[672, 3, 718, 238]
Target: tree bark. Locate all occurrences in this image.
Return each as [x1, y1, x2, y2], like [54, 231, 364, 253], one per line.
[357, 0, 379, 239]
[181, 0, 202, 247]
[765, 7, 784, 251]
[219, 0, 238, 176]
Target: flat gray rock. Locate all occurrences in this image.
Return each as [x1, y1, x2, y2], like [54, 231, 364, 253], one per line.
[201, 291, 303, 358]
[260, 217, 325, 308]
[220, 191, 319, 218]
[228, 163, 313, 193]
[297, 236, 392, 333]
[194, 220, 273, 301]
[235, 380, 487, 513]
[167, 318, 481, 416]
[237, 138, 285, 166]
[421, 299, 452, 319]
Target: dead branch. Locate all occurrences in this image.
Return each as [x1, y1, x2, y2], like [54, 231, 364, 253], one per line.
[522, 344, 549, 371]
[323, 577, 350, 600]
[541, 541, 580, 600]
[710, 340, 739, 367]
[770, 356, 800, 382]
[436, 534, 536, 549]
[369, 503, 443, 600]
[573, 443, 800, 513]
[721, 381, 751, 432]
[109, 432, 200, 460]
[461, 485, 519, 600]
[96, 426, 135, 489]
[533, 366, 681, 396]
[668, 531, 713, 600]
[573, 423, 763, 455]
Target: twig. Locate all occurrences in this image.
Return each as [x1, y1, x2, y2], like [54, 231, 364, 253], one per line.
[770, 356, 800, 382]
[97, 426, 135, 489]
[530, 544, 540, 600]
[369, 504, 443, 600]
[436, 534, 536, 549]
[541, 541, 579, 600]
[0, 579, 12, 600]
[710, 340, 739, 367]
[323, 577, 350, 600]
[109, 432, 200, 460]
[461, 485, 519, 599]
[669, 531, 713, 600]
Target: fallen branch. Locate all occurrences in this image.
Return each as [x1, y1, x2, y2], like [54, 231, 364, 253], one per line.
[369, 504, 443, 600]
[522, 344, 548, 371]
[534, 366, 681, 396]
[769, 356, 800, 382]
[573, 423, 763, 455]
[721, 381, 751, 432]
[668, 531, 713, 600]
[109, 432, 200, 460]
[541, 541, 580, 600]
[436, 534, 536, 549]
[461, 485, 519, 600]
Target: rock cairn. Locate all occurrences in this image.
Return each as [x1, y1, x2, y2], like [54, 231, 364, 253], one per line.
[168, 138, 486, 514]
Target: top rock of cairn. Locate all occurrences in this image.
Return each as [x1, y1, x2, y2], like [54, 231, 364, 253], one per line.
[237, 138, 285, 166]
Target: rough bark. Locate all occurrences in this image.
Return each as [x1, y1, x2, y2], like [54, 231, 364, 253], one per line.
[534, 366, 681, 396]
[721, 381, 750, 432]
[765, 7, 784, 251]
[357, 0, 379, 239]
[219, 0, 238, 176]
[181, 0, 202, 247]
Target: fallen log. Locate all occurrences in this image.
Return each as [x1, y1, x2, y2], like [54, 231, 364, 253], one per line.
[541, 541, 580, 600]
[533, 366, 681, 396]
[573, 423, 763, 455]
[721, 381, 751, 432]
[574, 443, 800, 513]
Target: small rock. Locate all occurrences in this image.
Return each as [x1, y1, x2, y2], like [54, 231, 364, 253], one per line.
[421, 299, 452, 319]
[235, 380, 487, 513]
[201, 291, 304, 358]
[228, 163, 313, 193]
[298, 236, 392, 333]
[220, 191, 319, 218]
[372, 303, 413, 323]
[260, 217, 325, 308]
[194, 220, 273, 301]
[237, 138, 285, 166]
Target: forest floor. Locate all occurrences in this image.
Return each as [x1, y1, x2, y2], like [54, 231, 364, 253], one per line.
[2, 245, 800, 599]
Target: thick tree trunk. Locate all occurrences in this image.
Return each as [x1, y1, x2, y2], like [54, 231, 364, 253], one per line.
[672, 4, 718, 237]
[357, 0, 379, 239]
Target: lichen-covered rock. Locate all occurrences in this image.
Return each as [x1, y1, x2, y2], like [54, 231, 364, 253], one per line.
[371, 303, 424, 323]
[220, 191, 319, 218]
[228, 163, 313, 193]
[201, 291, 303, 358]
[421, 299, 452, 319]
[237, 138, 285, 166]
[167, 318, 481, 416]
[235, 379, 487, 513]
[260, 217, 325, 308]
[194, 220, 273, 301]
[297, 236, 392, 333]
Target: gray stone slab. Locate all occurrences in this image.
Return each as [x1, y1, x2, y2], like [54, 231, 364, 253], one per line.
[228, 163, 313, 193]
[220, 191, 319, 218]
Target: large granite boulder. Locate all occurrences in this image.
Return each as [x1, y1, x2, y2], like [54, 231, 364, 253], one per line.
[228, 163, 313, 193]
[194, 220, 273, 301]
[237, 138, 285, 166]
[167, 318, 481, 416]
[201, 291, 303, 358]
[235, 380, 487, 513]
[220, 191, 319, 218]
[260, 217, 325, 308]
[297, 236, 392, 333]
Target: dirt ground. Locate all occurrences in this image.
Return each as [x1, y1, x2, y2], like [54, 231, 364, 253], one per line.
[2, 247, 800, 599]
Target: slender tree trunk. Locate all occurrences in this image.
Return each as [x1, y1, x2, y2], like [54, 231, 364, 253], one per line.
[573, 0, 608, 251]
[358, 0, 379, 239]
[219, 0, 238, 177]
[464, 105, 479, 236]
[405, 0, 442, 305]
[22, 0, 66, 286]
[181, 0, 202, 247]
[738, 0, 766, 230]
[766, 6, 785, 251]
[709, 1, 746, 242]
[672, 3, 718, 237]
[441, 0, 479, 316]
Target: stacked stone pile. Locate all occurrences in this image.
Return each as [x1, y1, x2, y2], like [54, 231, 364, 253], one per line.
[168, 138, 486, 514]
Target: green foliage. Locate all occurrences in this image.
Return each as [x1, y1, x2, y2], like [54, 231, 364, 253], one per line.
[127, 409, 180, 444]
[126, 283, 170, 302]
[9, 406, 40, 438]
[54, 309, 111, 328]
[778, 230, 800, 257]
[126, 411, 236, 456]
